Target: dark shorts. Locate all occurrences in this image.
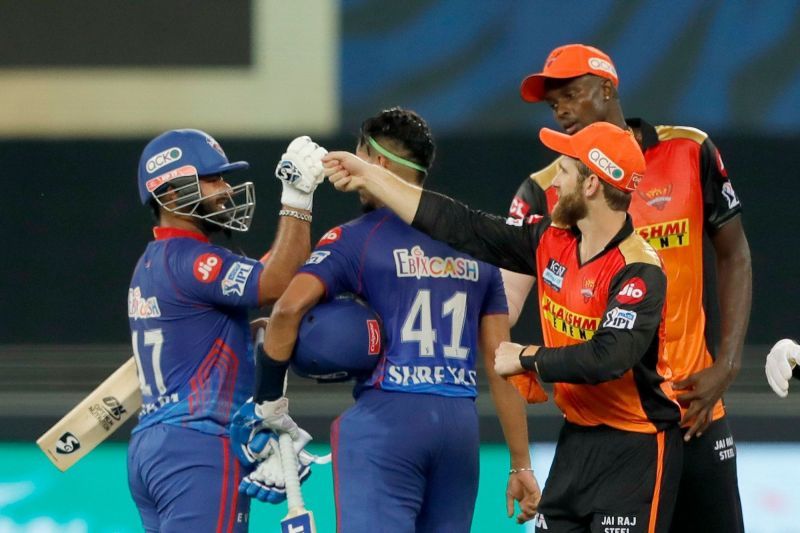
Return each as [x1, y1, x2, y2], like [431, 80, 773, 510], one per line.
[331, 389, 479, 533]
[127, 424, 251, 533]
[536, 422, 683, 533]
[670, 416, 744, 533]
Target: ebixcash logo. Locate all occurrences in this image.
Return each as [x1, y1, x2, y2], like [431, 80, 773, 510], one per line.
[55, 432, 81, 455]
[103, 396, 126, 420]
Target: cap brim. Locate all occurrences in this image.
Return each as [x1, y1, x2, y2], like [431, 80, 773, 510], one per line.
[520, 74, 550, 102]
[539, 128, 578, 159]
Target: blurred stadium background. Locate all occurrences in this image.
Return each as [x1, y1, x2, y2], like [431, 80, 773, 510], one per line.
[1, 1, 799, 531]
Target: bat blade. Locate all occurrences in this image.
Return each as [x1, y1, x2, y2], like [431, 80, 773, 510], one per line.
[36, 357, 142, 472]
[279, 433, 317, 533]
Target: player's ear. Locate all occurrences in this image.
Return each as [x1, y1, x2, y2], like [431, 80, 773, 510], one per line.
[584, 174, 601, 197]
[377, 155, 390, 169]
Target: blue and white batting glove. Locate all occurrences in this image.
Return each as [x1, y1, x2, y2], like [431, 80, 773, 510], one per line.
[275, 136, 327, 211]
[231, 397, 312, 467]
[766, 339, 800, 398]
[239, 440, 325, 504]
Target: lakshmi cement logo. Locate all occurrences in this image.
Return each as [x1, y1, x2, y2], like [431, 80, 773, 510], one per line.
[588, 148, 624, 182]
[146, 147, 182, 173]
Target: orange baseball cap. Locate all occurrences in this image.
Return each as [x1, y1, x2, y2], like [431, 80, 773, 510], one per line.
[520, 44, 619, 103]
[539, 122, 645, 192]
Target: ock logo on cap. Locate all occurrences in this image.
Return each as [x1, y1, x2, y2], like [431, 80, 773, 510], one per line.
[588, 148, 624, 181]
[588, 57, 617, 78]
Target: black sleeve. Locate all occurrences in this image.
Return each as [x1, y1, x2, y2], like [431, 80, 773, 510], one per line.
[527, 262, 667, 384]
[412, 189, 543, 275]
[508, 178, 548, 221]
[700, 137, 742, 232]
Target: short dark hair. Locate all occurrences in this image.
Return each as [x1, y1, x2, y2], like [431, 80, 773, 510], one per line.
[358, 107, 435, 183]
[576, 161, 631, 211]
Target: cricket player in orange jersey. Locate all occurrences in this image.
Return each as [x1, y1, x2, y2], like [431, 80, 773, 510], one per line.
[323, 121, 683, 532]
[503, 44, 751, 532]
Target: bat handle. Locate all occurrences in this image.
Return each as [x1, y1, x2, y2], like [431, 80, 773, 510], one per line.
[279, 432, 304, 511]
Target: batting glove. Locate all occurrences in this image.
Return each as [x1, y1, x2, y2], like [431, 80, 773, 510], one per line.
[766, 339, 800, 398]
[230, 397, 312, 468]
[239, 440, 327, 504]
[230, 413, 276, 467]
[274, 136, 327, 211]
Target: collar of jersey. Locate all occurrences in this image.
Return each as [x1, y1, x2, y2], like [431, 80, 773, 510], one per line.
[153, 226, 210, 243]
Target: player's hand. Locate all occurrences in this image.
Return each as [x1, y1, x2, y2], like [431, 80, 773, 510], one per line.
[674, 361, 736, 441]
[230, 398, 312, 467]
[506, 469, 541, 524]
[766, 339, 800, 398]
[275, 136, 327, 210]
[494, 342, 528, 377]
[322, 151, 373, 192]
[239, 440, 327, 504]
[230, 420, 275, 467]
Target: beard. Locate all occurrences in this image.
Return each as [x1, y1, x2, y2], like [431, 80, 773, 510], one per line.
[551, 188, 588, 226]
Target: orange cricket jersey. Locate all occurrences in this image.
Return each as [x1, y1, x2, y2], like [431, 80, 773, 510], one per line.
[509, 119, 742, 424]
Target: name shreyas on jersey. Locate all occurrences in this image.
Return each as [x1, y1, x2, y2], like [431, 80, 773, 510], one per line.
[128, 287, 161, 320]
[636, 218, 690, 250]
[393, 246, 479, 281]
[387, 364, 478, 387]
[221, 261, 254, 296]
[541, 294, 599, 341]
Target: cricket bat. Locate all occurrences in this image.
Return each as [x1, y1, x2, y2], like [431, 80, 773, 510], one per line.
[36, 357, 141, 472]
[279, 433, 317, 533]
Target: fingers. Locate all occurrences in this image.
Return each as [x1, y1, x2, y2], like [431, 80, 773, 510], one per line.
[672, 376, 693, 391]
[683, 407, 712, 441]
[679, 400, 702, 427]
[766, 369, 789, 397]
[506, 492, 514, 518]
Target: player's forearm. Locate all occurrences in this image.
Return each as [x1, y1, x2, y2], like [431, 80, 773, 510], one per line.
[258, 215, 312, 305]
[488, 373, 532, 468]
[364, 166, 423, 224]
[501, 269, 535, 327]
[713, 226, 752, 378]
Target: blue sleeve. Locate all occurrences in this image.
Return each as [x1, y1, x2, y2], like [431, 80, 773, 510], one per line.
[481, 266, 509, 316]
[298, 225, 361, 298]
[168, 242, 263, 309]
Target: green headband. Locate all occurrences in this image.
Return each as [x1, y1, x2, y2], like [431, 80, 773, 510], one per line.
[367, 137, 427, 173]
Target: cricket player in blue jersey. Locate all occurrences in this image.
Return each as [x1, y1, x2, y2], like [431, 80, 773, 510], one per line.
[233, 108, 542, 531]
[127, 128, 327, 532]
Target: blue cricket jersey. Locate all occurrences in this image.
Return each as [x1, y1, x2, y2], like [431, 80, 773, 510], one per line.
[128, 227, 263, 436]
[300, 208, 508, 398]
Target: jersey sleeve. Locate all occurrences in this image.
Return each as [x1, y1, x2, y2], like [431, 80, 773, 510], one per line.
[508, 177, 548, 221]
[413, 189, 544, 275]
[298, 225, 360, 297]
[531, 262, 667, 384]
[481, 266, 509, 316]
[169, 244, 263, 309]
[700, 137, 742, 231]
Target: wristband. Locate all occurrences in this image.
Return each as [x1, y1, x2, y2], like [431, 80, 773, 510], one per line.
[518, 345, 538, 372]
[509, 467, 534, 475]
[254, 345, 290, 403]
[279, 209, 312, 223]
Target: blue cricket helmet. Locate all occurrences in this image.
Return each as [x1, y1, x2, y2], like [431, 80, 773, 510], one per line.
[137, 128, 249, 205]
[292, 293, 384, 382]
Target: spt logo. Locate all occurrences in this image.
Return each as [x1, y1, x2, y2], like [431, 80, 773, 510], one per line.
[367, 319, 382, 355]
[616, 277, 647, 304]
[146, 147, 182, 173]
[194, 253, 222, 283]
[588, 148, 624, 181]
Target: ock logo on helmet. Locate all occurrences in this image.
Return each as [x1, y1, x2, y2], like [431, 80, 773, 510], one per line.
[146, 147, 182, 173]
[588, 148, 624, 181]
[276, 160, 302, 185]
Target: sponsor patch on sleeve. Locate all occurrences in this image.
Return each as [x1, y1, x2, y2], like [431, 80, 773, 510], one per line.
[509, 196, 530, 219]
[603, 307, 638, 330]
[317, 227, 342, 246]
[193, 253, 222, 283]
[305, 251, 331, 265]
[616, 277, 647, 305]
[721, 181, 740, 209]
[221, 261, 254, 296]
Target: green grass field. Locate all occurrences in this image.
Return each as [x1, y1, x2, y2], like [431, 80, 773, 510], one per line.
[2, 443, 533, 532]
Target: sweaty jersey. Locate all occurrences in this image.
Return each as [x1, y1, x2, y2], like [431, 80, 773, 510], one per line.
[299, 208, 508, 398]
[509, 119, 741, 422]
[128, 227, 263, 436]
[414, 191, 680, 433]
